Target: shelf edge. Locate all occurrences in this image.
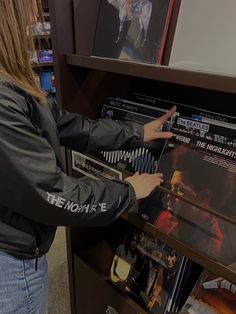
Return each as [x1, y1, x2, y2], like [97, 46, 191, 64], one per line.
[67, 54, 236, 94]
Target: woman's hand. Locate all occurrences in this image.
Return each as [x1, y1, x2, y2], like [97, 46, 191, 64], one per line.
[143, 106, 176, 143]
[125, 172, 163, 200]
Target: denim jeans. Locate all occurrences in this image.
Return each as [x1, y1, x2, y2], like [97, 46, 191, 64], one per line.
[0, 251, 48, 314]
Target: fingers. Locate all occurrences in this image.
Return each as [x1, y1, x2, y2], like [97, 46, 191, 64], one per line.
[135, 172, 163, 178]
[150, 173, 164, 185]
[143, 172, 164, 186]
[155, 131, 174, 139]
[125, 172, 164, 200]
[158, 106, 176, 125]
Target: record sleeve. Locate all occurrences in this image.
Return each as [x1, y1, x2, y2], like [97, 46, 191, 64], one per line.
[37, 50, 53, 63]
[29, 50, 39, 64]
[105, 97, 172, 121]
[32, 21, 51, 35]
[133, 93, 195, 118]
[72, 150, 122, 180]
[92, 98, 175, 175]
[109, 227, 185, 313]
[39, 71, 56, 93]
[192, 107, 236, 130]
[180, 269, 236, 314]
[93, 0, 174, 64]
[139, 116, 236, 266]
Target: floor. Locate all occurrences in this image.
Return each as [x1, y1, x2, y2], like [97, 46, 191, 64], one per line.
[47, 227, 71, 314]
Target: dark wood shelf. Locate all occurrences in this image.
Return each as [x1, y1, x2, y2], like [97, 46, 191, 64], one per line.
[74, 254, 147, 314]
[33, 34, 51, 39]
[122, 212, 236, 285]
[33, 62, 54, 68]
[75, 255, 147, 314]
[67, 54, 236, 94]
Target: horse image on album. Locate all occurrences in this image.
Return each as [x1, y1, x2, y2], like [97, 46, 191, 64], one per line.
[107, 0, 153, 47]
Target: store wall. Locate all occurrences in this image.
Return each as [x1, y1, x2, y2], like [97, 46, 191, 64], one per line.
[169, 0, 236, 76]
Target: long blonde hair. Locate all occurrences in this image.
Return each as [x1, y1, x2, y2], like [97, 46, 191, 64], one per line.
[0, 0, 46, 102]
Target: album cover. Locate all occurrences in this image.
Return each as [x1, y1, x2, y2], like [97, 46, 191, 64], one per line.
[192, 108, 236, 130]
[29, 50, 39, 64]
[92, 98, 174, 175]
[93, 0, 174, 64]
[37, 50, 53, 63]
[136, 232, 179, 269]
[39, 72, 56, 93]
[32, 21, 51, 35]
[106, 97, 173, 120]
[139, 116, 236, 266]
[109, 228, 185, 313]
[180, 269, 236, 314]
[72, 150, 122, 180]
[133, 93, 195, 118]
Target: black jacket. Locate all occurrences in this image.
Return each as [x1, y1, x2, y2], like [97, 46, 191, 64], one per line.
[0, 78, 143, 259]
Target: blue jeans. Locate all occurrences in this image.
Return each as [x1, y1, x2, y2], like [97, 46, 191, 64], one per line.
[0, 251, 48, 314]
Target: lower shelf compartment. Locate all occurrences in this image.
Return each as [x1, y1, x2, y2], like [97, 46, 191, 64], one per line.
[74, 254, 146, 314]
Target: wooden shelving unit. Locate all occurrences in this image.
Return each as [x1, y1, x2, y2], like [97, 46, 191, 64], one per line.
[32, 1, 54, 93]
[33, 62, 54, 68]
[33, 34, 51, 39]
[49, 1, 236, 313]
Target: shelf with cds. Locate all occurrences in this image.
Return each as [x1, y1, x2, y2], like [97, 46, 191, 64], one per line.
[32, 38, 54, 69]
[49, 0, 236, 313]
[32, 1, 55, 94]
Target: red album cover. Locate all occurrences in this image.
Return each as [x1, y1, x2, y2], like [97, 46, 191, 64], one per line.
[180, 270, 236, 314]
[93, 0, 175, 64]
[139, 116, 236, 266]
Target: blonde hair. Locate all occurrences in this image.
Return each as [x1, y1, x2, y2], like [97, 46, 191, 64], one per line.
[0, 0, 46, 102]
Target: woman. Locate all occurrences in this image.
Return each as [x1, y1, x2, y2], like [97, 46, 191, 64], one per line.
[0, 1, 175, 313]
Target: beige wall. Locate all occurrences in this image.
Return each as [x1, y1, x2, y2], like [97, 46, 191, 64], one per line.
[169, 0, 236, 76]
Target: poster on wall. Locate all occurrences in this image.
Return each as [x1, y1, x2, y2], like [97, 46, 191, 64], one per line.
[92, 0, 175, 64]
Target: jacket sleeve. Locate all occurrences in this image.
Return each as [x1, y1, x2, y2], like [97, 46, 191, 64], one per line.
[0, 97, 136, 227]
[55, 102, 144, 153]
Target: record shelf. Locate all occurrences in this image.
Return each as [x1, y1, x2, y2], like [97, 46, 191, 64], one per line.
[33, 0, 55, 93]
[49, 0, 236, 313]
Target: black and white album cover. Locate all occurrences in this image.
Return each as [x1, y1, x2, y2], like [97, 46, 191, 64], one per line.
[95, 98, 175, 175]
[72, 150, 122, 180]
